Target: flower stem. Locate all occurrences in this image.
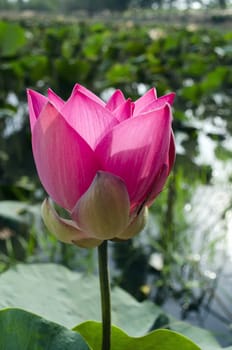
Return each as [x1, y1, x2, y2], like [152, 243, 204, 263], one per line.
[98, 240, 111, 350]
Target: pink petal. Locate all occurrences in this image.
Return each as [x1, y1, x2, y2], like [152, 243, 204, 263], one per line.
[168, 131, 176, 175]
[146, 164, 169, 207]
[32, 102, 99, 211]
[112, 99, 134, 122]
[146, 132, 176, 206]
[95, 104, 172, 209]
[106, 89, 126, 111]
[61, 89, 118, 149]
[27, 89, 48, 131]
[135, 92, 175, 115]
[47, 88, 65, 111]
[71, 83, 105, 106]
[133, 88, 157, 115]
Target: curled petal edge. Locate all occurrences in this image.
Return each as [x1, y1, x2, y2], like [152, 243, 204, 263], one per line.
[41, 198, 102, 248]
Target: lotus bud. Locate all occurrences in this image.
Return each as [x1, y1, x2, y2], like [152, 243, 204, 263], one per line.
[28, 83, 176, 246]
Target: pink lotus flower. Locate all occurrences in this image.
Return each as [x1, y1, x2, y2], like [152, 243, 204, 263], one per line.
[27, 83, 175, 247]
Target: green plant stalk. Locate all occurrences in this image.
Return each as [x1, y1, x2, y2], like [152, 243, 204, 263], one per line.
[98, 240, 111, 350]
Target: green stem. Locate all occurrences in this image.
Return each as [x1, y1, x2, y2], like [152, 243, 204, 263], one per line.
[98, 240, 111, 350]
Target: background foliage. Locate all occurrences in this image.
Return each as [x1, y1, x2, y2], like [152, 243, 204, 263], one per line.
[0, 0, 231, 11]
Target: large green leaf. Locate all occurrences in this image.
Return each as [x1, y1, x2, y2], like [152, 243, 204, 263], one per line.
[0, 308, 89, 350]
[0, 263, 160, 334]
[0, 263, 228, 350]
[75, 321, 200, 350]
[170, 320, 222, 350]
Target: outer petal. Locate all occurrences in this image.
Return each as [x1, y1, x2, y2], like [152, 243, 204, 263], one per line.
[72, 171, 130, 240]
[41, 198, 102, 248]
[73, 238, 103, 249]
[106, 89, 126, 111]
[32, 102, 99, 210]
[47, 88, 65, 111]
[134, 92, 175, 115]
[116, 206, 148, 240]
[112, 99, 134, 122]
[27, 89, 48, 132]
[133, 88, 157, 115]
[61, 89, 118, 149]
[95, 104, 172, 209]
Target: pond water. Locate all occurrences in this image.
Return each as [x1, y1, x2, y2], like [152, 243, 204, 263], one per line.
[162, 182, 232, 345]
[161, 112, 232, 346]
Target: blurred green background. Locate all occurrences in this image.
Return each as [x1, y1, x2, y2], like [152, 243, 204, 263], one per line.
[0, 0, 232, 346]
